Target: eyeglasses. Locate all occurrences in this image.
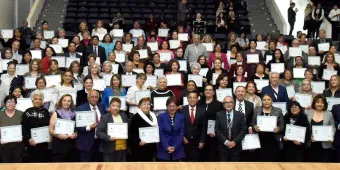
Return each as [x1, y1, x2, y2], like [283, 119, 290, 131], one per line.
[142, 103, 151, 106]
[6, 100, 15, 105]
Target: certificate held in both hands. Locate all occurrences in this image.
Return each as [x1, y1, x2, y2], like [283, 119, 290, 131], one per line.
[109, 96, 127, 110]
[318, 43, 330, 52]
[158, 29, 169, 37]
[0, 125, 22, 143]
[16, 98, 33, 112]
[285, 124, 306, 143]
[122, 44, 133, 52]
[122, 75, 137, 87]
[147, 42, 159, 52]
[257, 116, 277, 132]
[76, 111, 96, 127]
[289, 47, 302, 57]
[49, 44, 63, 54]
[30, 50, 42, 59]
[135, 90, 150, 104]
[270, 63, 285, 73]
[139, 126, 160, 143]
[322, 69, 338, 80]
[166, 74, 182, 86]
[246, 54, 259, 64]
[112, 29, 124, 37]
[159, 52, 172, 62]
[254, 79, 269, 90]
[178, 60, 187, 71]
[43, 31, 55, 39]
[66, 58, 80, 68]
[108, 123, 128, 139]
[202, 43, 213, 52]
[58, 39, 69, 48]
[293, 68, 307, 78]
[52, 56, 66, 68]
[311, 81, 325, 94]
[153, 97, 169, 110]
[295, 93, 312, 108]
[1, 29, 13, 39]
[326, 97, 340, 111]
[312, 125, 333, 141]
[216, 88, 233, 102]
[138, 49, 148, 59]
[54, 119, 75, 135]
[145, 75, 157, 88]
[115, 53, 125, 63]
[188, 74, 203, 87]
[178, 33, 188, 41]
[169, 40, 181, 49]
[308, 56, 321, 66]
[242, 134, 261, 150]
[31, 126, 50, 144]
[93, 79, 106, 91]
[25, 77, 37, 89]
[16, 64, 29, 76]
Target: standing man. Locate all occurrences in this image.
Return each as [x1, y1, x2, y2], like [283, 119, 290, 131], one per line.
[262, 72, 289, 103]
[180, 91, 206, 161]
[84, 36, 106, 66]
[288, 2, 298, 36]
[76, 90, 106, 162]
[215, 96, 246, 161]
[177, 0, 190, 25]
[184, 34, 208, 65]
[328, 5, 340, 41]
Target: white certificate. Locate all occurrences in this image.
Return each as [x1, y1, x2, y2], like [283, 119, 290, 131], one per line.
[112, 29, 124, 37]
[109, 96, 127, 110]
[257, 116, 277, 132]
[139, 126, 160, 143]
[322, 69, 338, 80]
[0, 125, 22, 143]
[312, 125, 333, 141]
[76, 111, 96, 127]
[199, 68, 209, 76]
[66, 58, 80, 68]
[24, 77, 37, 89]
[188, 74, 203, 87]
[183, 96, 201, 105]
[103, 74, 113, 86]
[256, 41, 267, 50]
[153, 97, 169, 110]
[42, 88, 54, 102]
[166, 74, 182, 86]
[318, 43, 330, 52]
[311, 81, 325, 94]
[133, 68, 144, 73]
[95, 33, 106, 41]
[95, 57, 101, 65]
[308, 56, 321, 66]
[30, 50, 42, 59]
[49, 44, 63, 54]
[147, 42, 159, 52]
[266, 55, 272, 64]
[247, 54, 259, 63]
[145, 75, 157, 87]
[132, 29, 143, 38]
[122, 75, 136, 87]
[212, 73, 219, 85]
[289, 47, 302, 57]
[135, 90, 150, 103]
[1, 59, 13, 71]
[285, 124, 306, 143]
[271, 102, 286, 115]
[58, 90, 76, 104]
[216, 88, 233, 102]
[1, 29, 13, 39]
[40, 41, 47, 49]
[115, 53, 125, 63]
[286, 85, 295, 98]
[108, 123, 128, 139]
[0, 61, 3, 73]
[111, 64, 119, 74]
[254, 79, 269, 90]
[293, 68, 307, 78]
[122, 44, 133, 52]
[233, 82, 247, 93]
[295, 93, 312, 108]
[138, 49, 148, 59]
[54, 119, 75, 135]
[202, 43, 213, 52]
[178, 33, 188, 41]
[154, 69, 164, 76]
[169, 40, 181, 49]
[158, 29, 169, 37]
[278, 45, 288, 54]
[207, 120, 215, 134]
[16, 98, 33, 112]
[299, 45, 309, 53]
[52, 56, 66, 68]
[93, 79, 106, 91]
[45, 75, 61, 87]
[326, 97, 340, 111]
[159, 52, 172, 62]
[43, 30, 55, 39]
[242, 134, 261, 150]
[58, 39, 69, 48]
[77, 52, 83, 56]
[178, 60, 187, 71]
[16, 64, 29, 75]
[335, 54, 340, 64]
[31, 126, 50, 144]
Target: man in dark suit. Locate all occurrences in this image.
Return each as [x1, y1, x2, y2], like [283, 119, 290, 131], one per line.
[312, 29, 333, 57]
[215, 96, 247, 161]
[84, 35, 106, 66]
[76, 90, 106, 162]
[180, 91, 206, 161]
[288, 3, 298, 36]
[123, 61, 138, 75]
[331, 104, 340, 162]
[177, 0, 189, 24]
[262, 72, 289, 103]
[234, 86, 254, 129]
[65, 42, 83, 68]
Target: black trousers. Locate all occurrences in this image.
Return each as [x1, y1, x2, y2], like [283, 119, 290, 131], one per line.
[79, 139, 102, 162]
[184, 141, 201, 162]
[52, 149, 78, 162]
[289, 21, 295, 36]
[27, 144, 49, 163]
[219, 150, 240, 162]
[331, 21, 339, 41]
[103, 150, 127, 162]
[0, 143, 24, 163]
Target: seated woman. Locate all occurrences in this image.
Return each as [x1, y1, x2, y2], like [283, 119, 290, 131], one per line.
[215, 73, 230, 89]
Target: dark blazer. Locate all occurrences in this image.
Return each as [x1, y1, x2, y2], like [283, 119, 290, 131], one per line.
[312, 39, 332, 54]
[65, 52, 82, 58]
[85, 45, 106, 65]
[235, 100, 254, 128]
[76, 89, 88, 107]
[323, 88, 340, 98]
[288, 7, 296, 23]
[96, 112, 128, 153]
[228, 62, 248, 78]
[65, 52, 83, 68]
[122, 71, 138, 75]
[129, 45, 153, 62]
[332, 104, 340, 148]
[215, 109, 247, 155]
[206, 68, 228, 85]
[75, 102, 106, 152]
[261, 85, 289, 103]
[180, 105, 206, 143]
[157, 112, 185, 160]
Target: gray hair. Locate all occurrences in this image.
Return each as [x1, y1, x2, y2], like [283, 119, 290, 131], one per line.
[157, 76, 167, 85]
[269, 72, 280, 78]
[193, 34, 200, 39]
[190, 63, 201, 72]
[89, 63, 101, 74]
[102, 61, 113, 72]
[30, 90, 44, 101]
[87, 89, 99, 98]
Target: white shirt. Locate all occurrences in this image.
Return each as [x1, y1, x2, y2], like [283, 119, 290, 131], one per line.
[329, 9, 340, 21]
[126, 85, 147, 114]
[12, 51, 22, 63]
[0, 74, 17, 95]
[86, 104, 102, 138]
[189, 106, 197, 118]
[91, 27, 108, 36]
[312, 9, 324, 20]
[271, 85, 279, 99]
[235, 100, 245, 115]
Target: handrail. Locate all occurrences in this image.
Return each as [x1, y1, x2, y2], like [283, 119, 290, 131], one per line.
[26, 0, 46, 29]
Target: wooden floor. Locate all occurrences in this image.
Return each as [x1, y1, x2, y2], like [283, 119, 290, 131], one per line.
[0, 163, 340, 170]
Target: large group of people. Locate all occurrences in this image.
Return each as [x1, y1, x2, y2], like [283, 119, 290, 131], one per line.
[0, 0, 340, 164]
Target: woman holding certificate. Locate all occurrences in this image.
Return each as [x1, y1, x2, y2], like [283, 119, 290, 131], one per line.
[279, 69, 300, 95]
[166, 60, 184, 105]
[22, 91, 51, 162]
[206, 58, 227, 85]
[157, 97, 185, 161]
[128, 97, 158, 162]
[231, 65, 247, 84]
[180, 80, 199, 106]
[282, 101, 311, 162]
[293, 79, 317, 110]
[0, 95, 24, 163]
[216, 74, 230, 89]
[113, 41, 127, 64]
[99, 61, 114, 80]
[23, 58, 43, 77]
[131, 51, 144, 69]
[150, 76, 174, 115]
[87, 63, 103, 80]
[318, 53, 339, 86]
[323, 75, 340, 97]
[305, 95, 335, 162]
[97, 97, 129, 162]
[244, 40, 264, 77]
[188, 63, 206, 93]
[249, 63, 268, 81]
[22, 51, 32, 65]
[49, 94, 77, 162]
[102, 74, 127, 111]
[100, 34, 115, 59]
[245, 81, 262, 107]
[228, 52, 248, 78]
[208, 43, 229, 70]
[0, 61, 24, 96]
[107, 52, 124, 74]
[156, 41, 175, 61]
[126, 73, 148, 117]
[40, 47, 56, 74]
[252, 94, 284, 162]
[152, 53, 167, 73]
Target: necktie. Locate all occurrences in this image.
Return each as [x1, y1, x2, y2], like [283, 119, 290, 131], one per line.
[94, 46, 98, 56]
[190, 108, 195, 124]
[238, 103, 243, 113]
[93, 107, 99, 123]
[227, 113, 231, 124]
